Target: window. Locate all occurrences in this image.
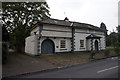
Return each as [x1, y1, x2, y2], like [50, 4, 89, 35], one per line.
[60, 40, 66, 48]
[80, 40, 84, 47]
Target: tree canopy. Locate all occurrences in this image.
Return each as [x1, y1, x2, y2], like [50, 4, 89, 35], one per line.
[2, 2, 50, 32]
[116, 25, 120, 45]
[106, 32, 118, 46]
[106, 25, 120, 47]
[2, 25, 9, 42]
[116, 25, 120, 33]
[2, 2, 51, 52]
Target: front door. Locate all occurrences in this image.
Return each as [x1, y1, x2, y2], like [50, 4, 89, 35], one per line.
[95, 40, 99, 51]
[41, 39, 55, 54]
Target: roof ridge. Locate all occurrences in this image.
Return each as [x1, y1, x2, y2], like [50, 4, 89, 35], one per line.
[48, 18, 99, 27]
[38, 18, 105, 32]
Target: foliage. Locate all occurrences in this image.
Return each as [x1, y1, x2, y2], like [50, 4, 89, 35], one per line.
[2, 25, 9, 41]
[104, 49, 110, 57]
[90, 51, 96, 59]
[106, 32, 118, 46]
[116, 25, 120, 44]
[114, 47, 120, 55]
[116, 25, 120, 33]
[2, 25, 9, 64]
[2, 42, 8, 64]
[2, 2, 50, 52]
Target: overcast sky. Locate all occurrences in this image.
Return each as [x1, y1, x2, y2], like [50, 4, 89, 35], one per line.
[47, 0, 119, 34]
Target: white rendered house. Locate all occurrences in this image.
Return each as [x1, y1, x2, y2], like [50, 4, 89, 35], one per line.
[25, 18, 106, 55]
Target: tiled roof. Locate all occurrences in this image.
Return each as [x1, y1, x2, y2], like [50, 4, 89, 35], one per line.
[86, 34, 102, 39]
[34, 18, 105, 32]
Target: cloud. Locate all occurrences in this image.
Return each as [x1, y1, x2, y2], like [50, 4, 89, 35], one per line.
[47, 0, 119, 33]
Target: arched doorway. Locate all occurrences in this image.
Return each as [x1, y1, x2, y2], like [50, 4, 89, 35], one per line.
[95, 40, 99, 51]
[41, 39, 55, 54]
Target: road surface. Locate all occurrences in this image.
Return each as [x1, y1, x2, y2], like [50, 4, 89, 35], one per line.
[10, 56, 119, 78]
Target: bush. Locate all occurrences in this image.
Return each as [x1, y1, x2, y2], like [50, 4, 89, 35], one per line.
[2, 42, 8, 64]
[104, 49, 110, 57]
[90, 51, 96, 59]
[114, 47, 120, 55]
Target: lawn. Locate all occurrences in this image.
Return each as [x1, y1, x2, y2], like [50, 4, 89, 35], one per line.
[3, 47, 119, 77]
[38, 50, 118, 67]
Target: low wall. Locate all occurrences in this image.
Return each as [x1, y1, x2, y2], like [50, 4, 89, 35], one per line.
[25, 35, 38, 55]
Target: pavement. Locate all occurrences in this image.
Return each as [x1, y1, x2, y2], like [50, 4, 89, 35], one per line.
[2, 52, 119, 78]
[2, 53, 57, 78]
[10, 56, 119, 78]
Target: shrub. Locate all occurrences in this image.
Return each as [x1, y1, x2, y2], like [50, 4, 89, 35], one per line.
[2, 42, 8, 64]
[114, 47, 120, 55]
[90, 51, 96, 59]
[104, 49, 110, 57]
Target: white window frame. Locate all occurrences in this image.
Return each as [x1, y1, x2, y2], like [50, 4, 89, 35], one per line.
[80, 40, 84, 48]
[60, 40, 66, 49]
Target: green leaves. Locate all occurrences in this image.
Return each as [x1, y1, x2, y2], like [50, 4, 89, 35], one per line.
[2, 2, 50, 31]
[117, 25, 120, 33]
[2, 2, 50, 52]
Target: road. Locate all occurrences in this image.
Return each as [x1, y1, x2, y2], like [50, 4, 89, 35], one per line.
[11, 56, 119, 78]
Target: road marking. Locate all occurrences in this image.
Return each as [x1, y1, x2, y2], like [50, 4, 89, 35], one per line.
[97, 66, 118, 73]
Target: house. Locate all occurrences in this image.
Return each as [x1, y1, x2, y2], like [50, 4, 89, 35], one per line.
[25, 18, 106, 55]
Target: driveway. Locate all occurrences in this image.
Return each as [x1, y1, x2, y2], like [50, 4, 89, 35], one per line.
[2, 53, 57, 77]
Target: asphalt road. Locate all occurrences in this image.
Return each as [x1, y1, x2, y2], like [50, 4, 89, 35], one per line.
[11, 56, 119, 78]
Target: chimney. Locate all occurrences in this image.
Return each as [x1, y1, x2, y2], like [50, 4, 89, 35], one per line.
[64, 17, 69, 21]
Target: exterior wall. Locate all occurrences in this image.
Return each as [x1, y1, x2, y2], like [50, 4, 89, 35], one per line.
[98, 35, 106, 50]
[74, 32, 88, 51]
[86, 39, 91, 51]
[31, 27, 39, 36]
[38, 37, 71, 54]
[25, 35, 38, 55]
[74, 28, 106, 51]
[25, 23, 106, 55]
[43, 24, 71, 32]
[42, 24, 72, 38]
[76, 29, 104, 35]
[42, 30, 71, 38]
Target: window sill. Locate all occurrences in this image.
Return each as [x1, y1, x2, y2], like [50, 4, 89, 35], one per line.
[60, 48, 67, 50]
[80, 48, 85, 49]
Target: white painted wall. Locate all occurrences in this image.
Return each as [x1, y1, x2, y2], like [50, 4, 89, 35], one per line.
[42, 31, 71, 38]
[99, 35, 106, 50]
[74, 32, 88, 51]
[43, 24, 71, 32]
[30, 24, 72, 38]
[42, 24, 72, 38]
[86, 39, 91, 51]
[25, 35, 38, 55]
[74, 29, 106, 51]
[76, 28, 104, 35]
[26, 24, 106, 55]
[38, 37, 71, 53]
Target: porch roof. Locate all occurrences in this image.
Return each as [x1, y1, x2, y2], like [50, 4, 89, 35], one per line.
[86, 34, 102, 39]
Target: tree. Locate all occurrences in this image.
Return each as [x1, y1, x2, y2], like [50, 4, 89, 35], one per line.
[100, 22, 108, 36]
[116, 25, 120, 46]
[2, 25, 9, 64]
[106, 32, 118, 47]
[116, 25, 120, 33]
[2, 25, 9, 42]
[2, 2, 50, 52]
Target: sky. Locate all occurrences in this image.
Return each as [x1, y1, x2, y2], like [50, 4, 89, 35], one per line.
[47, 0, 119, 34]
